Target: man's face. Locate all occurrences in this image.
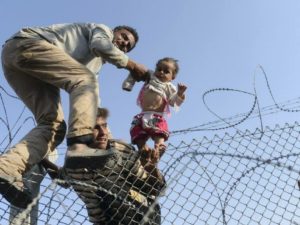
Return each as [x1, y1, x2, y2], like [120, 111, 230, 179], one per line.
[113, 28, 136, 53]
[91, 116, 109, 149]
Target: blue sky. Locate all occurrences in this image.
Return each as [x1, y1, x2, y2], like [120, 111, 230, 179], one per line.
[1, 1, 300, 145]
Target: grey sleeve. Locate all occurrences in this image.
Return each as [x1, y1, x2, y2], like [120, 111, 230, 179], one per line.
[89, 25, 129, 68]
[168, 84, 185, 107]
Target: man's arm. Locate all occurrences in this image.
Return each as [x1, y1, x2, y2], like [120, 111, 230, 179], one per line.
[125, 60, 148, 81]
[143, 163, 166, 188]
[109, 139, 166, 195]
[90, 25, 148, 79]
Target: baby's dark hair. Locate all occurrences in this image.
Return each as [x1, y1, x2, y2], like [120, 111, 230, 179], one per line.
[114, 25, 139, 49]
[156, 57, 179, 78]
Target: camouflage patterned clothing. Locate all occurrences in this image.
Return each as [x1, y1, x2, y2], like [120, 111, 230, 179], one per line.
[64, 139, 165, 225]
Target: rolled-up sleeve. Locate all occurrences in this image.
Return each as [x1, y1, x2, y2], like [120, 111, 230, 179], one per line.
[168, 84, 185, 107]
[89, 24, 129, 68]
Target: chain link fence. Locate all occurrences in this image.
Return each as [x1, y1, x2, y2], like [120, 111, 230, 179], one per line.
[1, 87, 300, 224]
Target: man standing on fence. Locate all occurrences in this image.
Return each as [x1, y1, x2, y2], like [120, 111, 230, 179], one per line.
[0, 22, 147, 208]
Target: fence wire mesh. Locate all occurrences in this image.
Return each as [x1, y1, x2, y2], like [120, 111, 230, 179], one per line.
[1, 88, 300, 224]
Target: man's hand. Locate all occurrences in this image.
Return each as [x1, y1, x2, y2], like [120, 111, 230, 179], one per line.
[177, 83, 187, 98]
[126, 59, 148, 81]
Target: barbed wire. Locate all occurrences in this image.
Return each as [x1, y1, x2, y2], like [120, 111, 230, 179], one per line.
[170, 65, 300, 136]
[1, 67, 300, 224]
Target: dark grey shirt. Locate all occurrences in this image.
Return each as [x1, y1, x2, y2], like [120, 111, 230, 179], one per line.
[64, 139, 164, 224]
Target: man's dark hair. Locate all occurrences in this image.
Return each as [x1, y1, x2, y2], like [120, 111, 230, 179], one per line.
[97, 108, 109, 119]
[114, 25, 139, 49]
[156, 57, 180, 78]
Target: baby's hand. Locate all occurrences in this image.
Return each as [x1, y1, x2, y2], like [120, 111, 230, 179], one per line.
[177, 83, 187, 98]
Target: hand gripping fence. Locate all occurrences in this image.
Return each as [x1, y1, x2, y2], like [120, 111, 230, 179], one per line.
[1, 121, 300, 224]
[2, 63, 300, 225]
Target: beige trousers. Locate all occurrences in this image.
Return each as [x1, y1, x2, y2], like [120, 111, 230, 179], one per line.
[0, 38, 98, 176]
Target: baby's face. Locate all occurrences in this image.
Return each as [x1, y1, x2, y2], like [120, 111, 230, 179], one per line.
[154, 61, 176, 83]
